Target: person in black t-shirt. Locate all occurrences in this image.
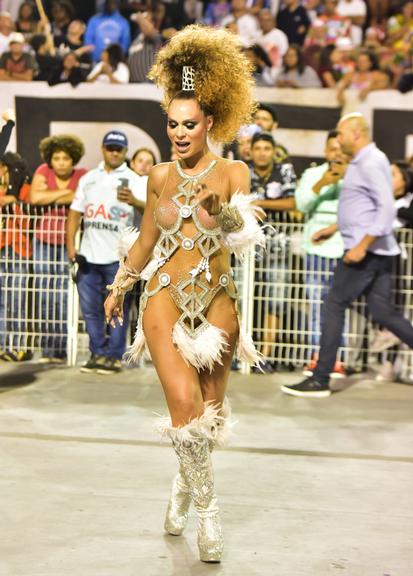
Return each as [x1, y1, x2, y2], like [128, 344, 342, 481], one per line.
[250, 132, 297, 372]
[277, 0, 311, 46]
[54, 20, 93, 65]
[30, 34, 60, 81]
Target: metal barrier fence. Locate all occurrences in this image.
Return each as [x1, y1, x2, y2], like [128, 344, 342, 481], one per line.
[1, 205, 413, 377]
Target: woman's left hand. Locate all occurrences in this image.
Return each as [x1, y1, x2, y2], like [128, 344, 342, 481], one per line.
[195, 183, 221, 216]
[104, 292, 125, 327]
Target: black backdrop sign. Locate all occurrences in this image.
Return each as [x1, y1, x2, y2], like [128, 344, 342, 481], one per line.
[373, 109, 413, 162]
[16, 97, 171, 173]
[15, 92, 413, 175]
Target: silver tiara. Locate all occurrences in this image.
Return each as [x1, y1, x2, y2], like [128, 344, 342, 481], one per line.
[182, 66, 195, 91]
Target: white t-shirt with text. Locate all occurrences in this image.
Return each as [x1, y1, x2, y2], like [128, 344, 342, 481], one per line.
[70, 161, 147, 264]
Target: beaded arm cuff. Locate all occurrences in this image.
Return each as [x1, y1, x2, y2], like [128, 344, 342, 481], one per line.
[219, 191, 266, 260]
[106, 260, 141, 298]
[215, 203, 244, 233]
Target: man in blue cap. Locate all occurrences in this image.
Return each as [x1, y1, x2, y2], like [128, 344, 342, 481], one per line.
[67, 130, 147, 374]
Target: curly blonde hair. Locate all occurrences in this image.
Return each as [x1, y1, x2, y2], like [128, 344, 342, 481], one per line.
[149, 25, 256, 143]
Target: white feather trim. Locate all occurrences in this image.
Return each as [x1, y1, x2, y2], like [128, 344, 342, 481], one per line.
[172, 322, 229, 373]
[155, 402, 224, 444]
[237, 326, 263, 369]
[221, 192, 266, 260]
[212, 397, 237, 448]
[123, 320, 150, 364]
[117, 227, 164, 281]
[117, 226, 140, 259]
[140, 246, 165, 281]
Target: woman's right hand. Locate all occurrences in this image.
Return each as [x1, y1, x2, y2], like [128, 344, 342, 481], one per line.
[104, 292, 125, 327]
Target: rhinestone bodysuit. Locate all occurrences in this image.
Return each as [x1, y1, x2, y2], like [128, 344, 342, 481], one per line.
[138, 159, 238, 367]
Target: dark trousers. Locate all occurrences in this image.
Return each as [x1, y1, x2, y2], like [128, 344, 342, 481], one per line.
[314, 253, 413, 385]
[77, 262, 132, 360]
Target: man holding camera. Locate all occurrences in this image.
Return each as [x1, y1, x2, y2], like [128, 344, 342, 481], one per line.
[67, 130, 146, 374]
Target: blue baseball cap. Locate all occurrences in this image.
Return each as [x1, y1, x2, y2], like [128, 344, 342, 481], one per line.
[102, 130, 128, 148]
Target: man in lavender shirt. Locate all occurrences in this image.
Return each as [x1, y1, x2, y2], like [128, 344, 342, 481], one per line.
[281, 113, 413, 398]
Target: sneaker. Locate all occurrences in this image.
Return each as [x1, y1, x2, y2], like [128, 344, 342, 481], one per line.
[280, 377, 331, 398]
[252, 360, 274, 374]
[330, 361, 346, 379]
[0, 350, 33, 362]
[96, 358, 123, 375]
[375, 360, 397, 382]
[80, 354, 106, 374]
[38, 356, 66, 364]
[370, 329, 401, 353]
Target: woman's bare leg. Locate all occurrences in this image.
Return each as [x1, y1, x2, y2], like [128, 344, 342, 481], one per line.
[143, 290, 204, 426]
[200, 293, 239, 405]
[144, 289, 234, 560]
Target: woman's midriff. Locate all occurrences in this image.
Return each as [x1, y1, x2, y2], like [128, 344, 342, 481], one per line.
[146, 246, 234, 294]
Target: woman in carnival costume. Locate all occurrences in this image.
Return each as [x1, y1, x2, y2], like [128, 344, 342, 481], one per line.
[104, 25, 264, 563]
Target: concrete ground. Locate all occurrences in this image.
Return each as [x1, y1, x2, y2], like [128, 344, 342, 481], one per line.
[0, 362, 412, 576]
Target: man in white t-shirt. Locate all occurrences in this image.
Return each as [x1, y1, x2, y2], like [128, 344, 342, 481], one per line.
[336, 0, 366, 45]
[67, 130, 147, 374]
[221, 0, 260, 47]
[257, 9, 289, 74]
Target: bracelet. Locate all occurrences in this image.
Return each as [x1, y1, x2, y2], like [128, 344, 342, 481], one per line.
[106, 260, 140, 298]
[215, 203, 244, 233]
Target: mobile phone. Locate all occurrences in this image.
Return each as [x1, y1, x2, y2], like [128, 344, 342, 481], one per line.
[118, 178, 129, 189]
[117, 178, 129, 199]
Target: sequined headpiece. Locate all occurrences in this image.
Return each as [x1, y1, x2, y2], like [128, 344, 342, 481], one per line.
[182, 66, 195, 91]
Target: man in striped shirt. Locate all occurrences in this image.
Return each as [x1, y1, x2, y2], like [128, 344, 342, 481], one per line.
[128, 11, 163, 83]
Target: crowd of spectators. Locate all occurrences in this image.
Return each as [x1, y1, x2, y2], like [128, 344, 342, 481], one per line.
[0, 0, 412, 377]
[2, 101, 413, 381]
[0, 111, 154, 368]
[0, 0, 412, 94]
[226, 103, 413, 379]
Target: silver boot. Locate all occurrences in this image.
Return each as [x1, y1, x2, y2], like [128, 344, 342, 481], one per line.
[164, 469, 191, 536]
[159, 404, 225, 562]
[173, 433, 223, 562]
[163, 399, 234, 536]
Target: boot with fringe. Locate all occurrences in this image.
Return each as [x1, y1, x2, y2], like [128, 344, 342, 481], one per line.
[163, 399, 233, 537]
[158, 404, 224, 562]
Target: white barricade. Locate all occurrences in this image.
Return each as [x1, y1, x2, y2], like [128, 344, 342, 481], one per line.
[1, 206, 413, 377]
